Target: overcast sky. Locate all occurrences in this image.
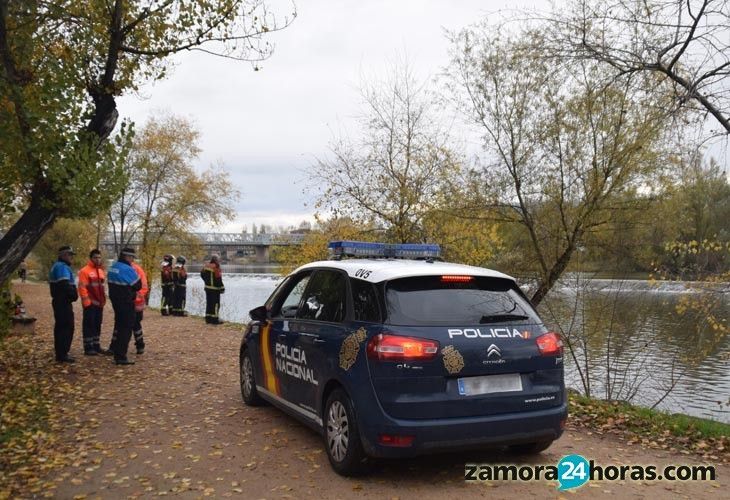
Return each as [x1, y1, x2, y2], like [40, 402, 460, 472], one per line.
[118, 0, 549, 232]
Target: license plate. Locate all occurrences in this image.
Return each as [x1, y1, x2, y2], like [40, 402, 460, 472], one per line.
[458, 373, 523, 396]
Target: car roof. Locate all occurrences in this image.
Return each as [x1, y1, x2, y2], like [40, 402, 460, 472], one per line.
[292, 259, 515, 284]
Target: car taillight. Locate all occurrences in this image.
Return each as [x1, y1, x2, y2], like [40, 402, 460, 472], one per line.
[367, 334, 439, 361]
[536, 332, 563, 356]
[378, 434, 415, 447]
[440, 275, 474, 283]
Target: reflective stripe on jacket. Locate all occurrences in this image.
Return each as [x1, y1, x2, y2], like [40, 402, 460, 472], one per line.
[161, 265, 174, 286]
[108, 260, 141, 305]
[131, 262, 149, 311]
[200, 263, 224, 291]
[173, 266, 187, 287]
[78, 261, 106, 308]
[49, 260, 78, 303]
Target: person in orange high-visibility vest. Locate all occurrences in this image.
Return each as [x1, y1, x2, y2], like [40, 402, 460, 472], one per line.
[77, 249, 106, 355]
[131, 260, 149, 354]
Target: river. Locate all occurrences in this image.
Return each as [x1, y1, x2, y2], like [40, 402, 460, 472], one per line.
[148, 273, 730, 423]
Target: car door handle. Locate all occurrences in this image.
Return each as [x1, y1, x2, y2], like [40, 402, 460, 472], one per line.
[277, 334, 287, 341]
[313, 338, 326, 344]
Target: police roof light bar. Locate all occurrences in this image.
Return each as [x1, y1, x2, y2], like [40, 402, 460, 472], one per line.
[328, 240, 441, 260]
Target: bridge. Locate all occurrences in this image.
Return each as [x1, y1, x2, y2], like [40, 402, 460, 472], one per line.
[100, 232, 306, 263]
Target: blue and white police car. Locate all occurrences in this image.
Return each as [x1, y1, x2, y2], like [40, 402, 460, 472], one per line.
[239, 241, 566, 475]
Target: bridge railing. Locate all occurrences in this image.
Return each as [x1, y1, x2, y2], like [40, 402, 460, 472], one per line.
[100, 232, 306, 246]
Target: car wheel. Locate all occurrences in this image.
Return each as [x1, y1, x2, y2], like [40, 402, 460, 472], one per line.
[240, 349, 264, 406]
[324, 388, 369, 476]
[508, 440, 554, 455]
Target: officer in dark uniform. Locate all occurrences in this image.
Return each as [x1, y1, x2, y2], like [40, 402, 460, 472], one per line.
[172, 255, 188, 316]
[201, 255, 225, 324]
[49, 246, 78, 362]
[107, 248, 141, 365]
[160, 254, 174, 316]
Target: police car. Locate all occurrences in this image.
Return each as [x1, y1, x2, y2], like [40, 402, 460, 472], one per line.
[239, 241, 566, 475]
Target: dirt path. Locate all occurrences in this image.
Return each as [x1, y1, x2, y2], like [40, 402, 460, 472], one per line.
[9, 282, 728, 499]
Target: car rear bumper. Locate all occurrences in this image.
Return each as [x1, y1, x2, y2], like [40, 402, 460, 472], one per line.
[359, 403, 568, 458]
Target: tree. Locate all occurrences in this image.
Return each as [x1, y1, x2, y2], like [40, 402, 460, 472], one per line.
[543, 0, 730, 134]
[107, 115, 239, 276]
[0, 0, 295, 283]
[311, 63, 460, 243]
[272, 217, 378, 275]
[33, 218, 98, 280]
[673, 156, 730, 245]
[448, 26, 670, 305]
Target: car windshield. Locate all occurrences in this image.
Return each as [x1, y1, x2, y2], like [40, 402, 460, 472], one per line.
[384, 276, 540, 326]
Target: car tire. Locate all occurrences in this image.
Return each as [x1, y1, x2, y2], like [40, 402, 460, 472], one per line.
[508, 439, 554, 455]
[323, 388, 369, 476]
[240, 349, 265, 406]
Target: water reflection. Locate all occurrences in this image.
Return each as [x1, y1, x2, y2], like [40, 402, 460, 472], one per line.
[540, 279, 730, 422]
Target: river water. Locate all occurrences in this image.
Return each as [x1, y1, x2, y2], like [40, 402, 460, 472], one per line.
[148, 274, 730, 423]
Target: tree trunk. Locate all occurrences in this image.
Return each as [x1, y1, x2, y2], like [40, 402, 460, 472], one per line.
[0, 193, 57, 282]
[530, 243, 577, 306]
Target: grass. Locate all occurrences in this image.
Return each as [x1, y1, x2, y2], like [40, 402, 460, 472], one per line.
[629, 403, 730, 439]
[569, 392, 730, 459]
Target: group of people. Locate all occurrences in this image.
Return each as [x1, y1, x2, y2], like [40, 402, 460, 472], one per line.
[159, 253, 226, 324]
[50, 246, 148, 365]
[160, 254, 189, 317]
[48, 245, 227, 365]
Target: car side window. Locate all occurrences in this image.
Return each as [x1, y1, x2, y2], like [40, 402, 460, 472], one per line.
[265, 276, 291, 310]
[351, 277, 381, 323]
[278, 273, 312, 318]
[297, 270, 346, 323]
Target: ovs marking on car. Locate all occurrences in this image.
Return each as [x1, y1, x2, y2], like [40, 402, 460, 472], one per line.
[354, 269, 373, 279]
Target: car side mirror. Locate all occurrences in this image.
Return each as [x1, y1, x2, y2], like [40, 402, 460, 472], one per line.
[249, 305, 268, 322]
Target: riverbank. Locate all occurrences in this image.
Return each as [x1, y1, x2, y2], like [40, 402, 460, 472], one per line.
[1, 281, 728, 499]
[569, 394, 730, 462]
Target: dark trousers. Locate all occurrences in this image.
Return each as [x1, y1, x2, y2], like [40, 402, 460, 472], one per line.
[161, 285, 174, 315]
[133, 310, 145, 348]
[82, 306, 103, 352]
[205, 290, 221, 323]
[110, 310, 144, 353]
[172, 285, 186, 315]
[52, 299, 74, 359]
[111, 300, 135, 360]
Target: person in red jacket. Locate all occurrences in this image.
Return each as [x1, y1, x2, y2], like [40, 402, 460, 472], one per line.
[160, 254, 174, 315]
[131, 261, 149, 354]
[171, 256, 188, 316]
[201, 255, 225, 325]
[78, 249, 106, 355]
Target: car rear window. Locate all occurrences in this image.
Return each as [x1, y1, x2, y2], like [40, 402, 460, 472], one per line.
[384, 276, 540, 326]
